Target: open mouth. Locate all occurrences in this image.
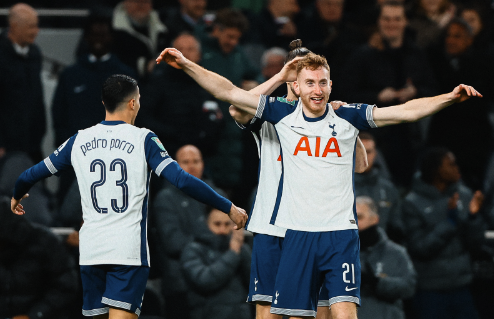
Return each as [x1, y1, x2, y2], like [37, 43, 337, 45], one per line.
[311, 97, 323, 104]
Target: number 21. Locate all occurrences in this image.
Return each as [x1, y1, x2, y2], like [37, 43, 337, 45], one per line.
[342, 263, 355, 284]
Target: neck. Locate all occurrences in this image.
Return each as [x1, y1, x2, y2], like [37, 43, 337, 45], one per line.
[386, 35, 403, 48]
[302, 103, 326, 118]
[268, 4, 284, 18]
[7, 32, 26, 47]
[105, 111, 132, 124]
[432, 179, 450, 192]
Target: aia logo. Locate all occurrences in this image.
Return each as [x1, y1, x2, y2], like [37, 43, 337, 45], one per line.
[294, 136, 342, 157]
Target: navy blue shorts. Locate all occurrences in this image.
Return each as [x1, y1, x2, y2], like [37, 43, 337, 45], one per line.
[247, 233, 284, 303]
[80, 264, 150, 317]
[270, 229, 361, 317]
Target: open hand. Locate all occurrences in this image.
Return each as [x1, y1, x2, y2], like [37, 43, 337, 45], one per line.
[469, 190, 484, 215]
[156, 48, 188, 69]
[451, 84, 482, 103]
[279, 56, 303, 83]
[228, 204, 248, 230]
[11, 194, 29, 215]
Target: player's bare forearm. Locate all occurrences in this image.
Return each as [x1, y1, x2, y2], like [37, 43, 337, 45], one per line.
[157, 48, 260, 112]
[354, 137, 368, 173]
[373, 84, 482, 127]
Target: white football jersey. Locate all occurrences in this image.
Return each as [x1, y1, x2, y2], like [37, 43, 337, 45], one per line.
[242, 119, 287, 238]
[46, 121, 174, 266]
[254, 96, 377, 232]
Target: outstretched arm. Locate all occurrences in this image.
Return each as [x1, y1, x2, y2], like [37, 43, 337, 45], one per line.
[373, 84, 482, 127]
[156, 48, 299, 116]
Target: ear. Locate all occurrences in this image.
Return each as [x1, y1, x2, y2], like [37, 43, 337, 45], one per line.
[372, 214, 380, 225]
[293, 81, 300, 96]
[329, 80, 333, 92]
[128, 98, 135, 110]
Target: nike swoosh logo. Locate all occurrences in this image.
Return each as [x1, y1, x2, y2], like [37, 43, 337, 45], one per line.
[291, 126, 305, 129]
[345, 286, 358, 291]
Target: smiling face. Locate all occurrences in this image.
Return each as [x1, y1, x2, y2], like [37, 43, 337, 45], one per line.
[378, 5, 407, 44]
[294, 67, 332, 117]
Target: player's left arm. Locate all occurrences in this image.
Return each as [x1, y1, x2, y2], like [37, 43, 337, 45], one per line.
[354, 137, 368, 173]
[373, 84, 482, 127]
[12, 136, 76, 215]
[145, 133, 247, 228]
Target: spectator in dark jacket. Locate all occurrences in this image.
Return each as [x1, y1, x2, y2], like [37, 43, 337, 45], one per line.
[297, 0, 365, 100]
[250, 0, 301, 49]
[162, 0, 209, 42]
[403, 147, 485, 319]
[181, 206, 251, 319]
[357, 196, 416, 319]
[0, 3, 45, 163]
[199, 8, 262, 191]
[426, 18, 494, 190]
[138, 33, 223, 158]
[52, 14, 137, 147]
[112, 0, 170, 78]
[0, 197, 78, 319]
[152, 145, 225, 319]
[340, 1, 437, 187]
[355, 132, 403, 243]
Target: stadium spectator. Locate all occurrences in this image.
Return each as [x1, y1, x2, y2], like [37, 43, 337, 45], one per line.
[250, 0, 300, 49]
[356, 196, 416, 319]
[426, 18, 494, 190]
[162, 0, 209, 42]
[138, 33, 222, 158]
[402, 147, 485, 319]
[53, 14, 136, 147]
[112, 0, 169, 78]
[152, 144, 224, 319]
[298, 0, 365, 101]
[408, 0, 455, 49]
[340, 0, 437, 187]
[0, 3, 45, 163]
[0, 152, 52, 226]
[355, 132, 404, 243]
[199, 8, 262, 193]
[0, 197, 78, 319]
[181, 207, 251, 319]
[459, 4, 494, 53]
[260, 47, 288, 97]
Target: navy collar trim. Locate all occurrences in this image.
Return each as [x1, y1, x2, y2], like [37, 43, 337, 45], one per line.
[100, 120, 126, 125]
[303, 105, 328, 122]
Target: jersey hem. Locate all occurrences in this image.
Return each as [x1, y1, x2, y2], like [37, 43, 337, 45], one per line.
[79, 260, 144, 266]
[246, 225, 287, 237]
[273, 222, 358, 232]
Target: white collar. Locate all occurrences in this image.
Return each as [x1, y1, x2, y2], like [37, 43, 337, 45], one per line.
[88, 53, 111, 63]
[13, 42, 29, 57]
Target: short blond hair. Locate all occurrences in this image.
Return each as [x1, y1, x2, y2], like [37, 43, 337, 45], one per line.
[296, 52, 330, 75]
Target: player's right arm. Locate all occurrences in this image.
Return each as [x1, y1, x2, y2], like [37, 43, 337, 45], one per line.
[12, 136, 76, 215]
[156, 48, 299, 117]
[144, 133, 247, 229]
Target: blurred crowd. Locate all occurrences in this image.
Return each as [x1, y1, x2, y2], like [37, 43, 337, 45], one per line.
[0, 0, 494, 318]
